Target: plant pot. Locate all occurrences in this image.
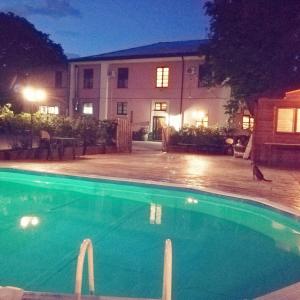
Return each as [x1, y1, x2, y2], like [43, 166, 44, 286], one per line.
[75, 146, 84, 156]
[105, 145, 117, 153]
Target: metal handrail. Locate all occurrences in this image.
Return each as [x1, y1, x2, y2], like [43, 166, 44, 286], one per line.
[162, 239, 172, 300]
[74, 238, 95, 299]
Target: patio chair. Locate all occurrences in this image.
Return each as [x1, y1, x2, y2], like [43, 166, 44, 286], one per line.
[39, 130, 52, 159]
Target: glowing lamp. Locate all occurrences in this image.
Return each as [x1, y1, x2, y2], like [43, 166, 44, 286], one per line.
[22, 86, 47, 102]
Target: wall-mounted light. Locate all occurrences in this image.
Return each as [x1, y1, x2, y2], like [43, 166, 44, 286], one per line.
[169, 114, 181, 131]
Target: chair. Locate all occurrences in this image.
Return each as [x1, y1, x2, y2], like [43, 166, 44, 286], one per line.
[39, 130, 52, 159]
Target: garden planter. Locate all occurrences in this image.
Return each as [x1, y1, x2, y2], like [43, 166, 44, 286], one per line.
[105, 145, 117, 153]
[35, 148, 49, 160]
[62, 146, 75, 160]
[75, 146, 84, 156]
[0, 150, 6, 160]
[85, 145, 106, 155]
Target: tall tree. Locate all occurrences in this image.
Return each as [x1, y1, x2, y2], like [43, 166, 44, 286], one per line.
[0, 12, 66, 108]
[204, 0, 300, 115]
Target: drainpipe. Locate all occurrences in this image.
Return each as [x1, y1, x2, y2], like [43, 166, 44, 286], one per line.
[179, 56, 185, 128]
[75, 65, 79, 112]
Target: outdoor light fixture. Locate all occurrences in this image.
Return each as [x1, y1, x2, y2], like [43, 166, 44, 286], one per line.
[22, 86, 47, 148]
[198, 111, 205, 120]
[22, 86, 47, 102]
[169, 114, 181, 131]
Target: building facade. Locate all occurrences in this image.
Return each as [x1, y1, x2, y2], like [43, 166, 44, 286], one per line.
[253, 90, 300, 166]
[69, 40, 231, 139]
[25, 64, 69, 115]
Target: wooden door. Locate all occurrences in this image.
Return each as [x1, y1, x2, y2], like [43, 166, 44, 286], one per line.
[152, 116, 166, 140]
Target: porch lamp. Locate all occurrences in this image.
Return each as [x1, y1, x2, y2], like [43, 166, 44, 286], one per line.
[22, 86, 47, 148]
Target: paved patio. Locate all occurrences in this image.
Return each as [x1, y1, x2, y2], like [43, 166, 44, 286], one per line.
[2, 146, 300, 214]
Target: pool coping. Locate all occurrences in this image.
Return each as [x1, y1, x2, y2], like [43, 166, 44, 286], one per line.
[1, 166, 300, 219]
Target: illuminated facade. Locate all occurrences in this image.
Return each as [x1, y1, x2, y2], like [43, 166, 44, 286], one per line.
[68, 40, 231, 139]
[25, 65, 69, 115]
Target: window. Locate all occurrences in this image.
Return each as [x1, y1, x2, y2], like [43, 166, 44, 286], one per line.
[55, 71, 63, 88]
[83, 69, 93, 89]
[196, 115, 208, 127]
[242, 115, 254, 130]
[39, 105, 59, 115]
[156, 67, 169, 88]
[276, 108, 300, 133]
[198, 64, 213, 87]
[117, 102, 128, 115]
[117, 68, 129, 88]
[154, 102, 167, 111]
[83, 103, 93, 115]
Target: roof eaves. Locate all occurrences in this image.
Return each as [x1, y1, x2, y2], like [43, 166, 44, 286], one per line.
[69, 51, 203, 63]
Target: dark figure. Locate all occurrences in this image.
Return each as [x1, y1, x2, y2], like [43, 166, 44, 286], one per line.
[252, 163, 272, 182]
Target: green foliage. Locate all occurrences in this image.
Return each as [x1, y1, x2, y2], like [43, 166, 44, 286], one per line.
[169, 126, 226, 146]
[0, 12, 66, 107]
[0, 104, 117, 149]
[204, 0, 300, 115]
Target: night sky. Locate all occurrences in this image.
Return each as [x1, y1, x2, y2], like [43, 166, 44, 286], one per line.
[0, 0, 209, 57]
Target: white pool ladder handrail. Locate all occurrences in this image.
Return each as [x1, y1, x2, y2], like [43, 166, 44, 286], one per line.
[74, 238, 95, 299]
[162, 239, 172, 300]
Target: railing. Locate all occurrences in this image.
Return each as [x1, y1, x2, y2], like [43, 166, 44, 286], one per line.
[162, 239, 172, 300]
[74, 238, 95, 299]
[73, 238, 172, 300]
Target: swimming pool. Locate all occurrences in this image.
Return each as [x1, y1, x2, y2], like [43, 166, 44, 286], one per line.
[0, 168, 300, 299]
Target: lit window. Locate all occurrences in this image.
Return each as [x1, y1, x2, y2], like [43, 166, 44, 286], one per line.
[39, 106, 59, 115]
[156, 67, 169, 88]
[83, 69, 93, 89]
[83, 103, 93, 115]
[117, 68, 129, 88]
[154, 102, 167, 111]
[242, 115, 254, 130]
[196, 115, 208, 127]
[117, 102, 127, 115]
[55, 71, 63, 88]
[277, 108, 295, 132]
[39, 106, 47, 114]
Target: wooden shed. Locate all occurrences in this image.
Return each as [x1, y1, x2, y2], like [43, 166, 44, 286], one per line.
[253, 90, 300, 167]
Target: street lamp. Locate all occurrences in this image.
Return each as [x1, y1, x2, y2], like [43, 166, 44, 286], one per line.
[22, 86, 47, 148]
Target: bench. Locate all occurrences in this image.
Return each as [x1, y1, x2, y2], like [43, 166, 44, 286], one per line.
[264, 142, 300, 165]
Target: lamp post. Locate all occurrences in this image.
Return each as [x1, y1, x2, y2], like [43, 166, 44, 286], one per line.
[22, 86, 47, 148]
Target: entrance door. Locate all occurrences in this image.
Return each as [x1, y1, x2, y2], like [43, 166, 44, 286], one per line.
[152, 116, 166, 140]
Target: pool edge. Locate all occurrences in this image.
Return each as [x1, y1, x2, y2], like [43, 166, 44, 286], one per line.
[1, 166, 299, 218]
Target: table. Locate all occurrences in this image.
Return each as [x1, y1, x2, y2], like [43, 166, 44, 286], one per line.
[50, 137, 78, 160]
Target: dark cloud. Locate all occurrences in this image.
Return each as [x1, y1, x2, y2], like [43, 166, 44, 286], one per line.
[3, 0, 81, 18]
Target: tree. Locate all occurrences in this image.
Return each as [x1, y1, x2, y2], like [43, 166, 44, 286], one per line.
[204, 0, 300, 116]
[0, 12, 66, 109]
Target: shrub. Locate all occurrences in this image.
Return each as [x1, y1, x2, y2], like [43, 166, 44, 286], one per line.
[0, 104, 118, 149]
[169, 125, 226, 146]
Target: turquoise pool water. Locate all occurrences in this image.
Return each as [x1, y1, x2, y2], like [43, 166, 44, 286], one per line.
[0, 169, 300, 299]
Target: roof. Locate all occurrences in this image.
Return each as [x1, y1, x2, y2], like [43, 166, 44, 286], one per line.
[69, 39, 209, 63]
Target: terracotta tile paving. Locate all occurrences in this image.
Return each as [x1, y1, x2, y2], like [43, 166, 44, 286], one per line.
[2, 150, 300, 213]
